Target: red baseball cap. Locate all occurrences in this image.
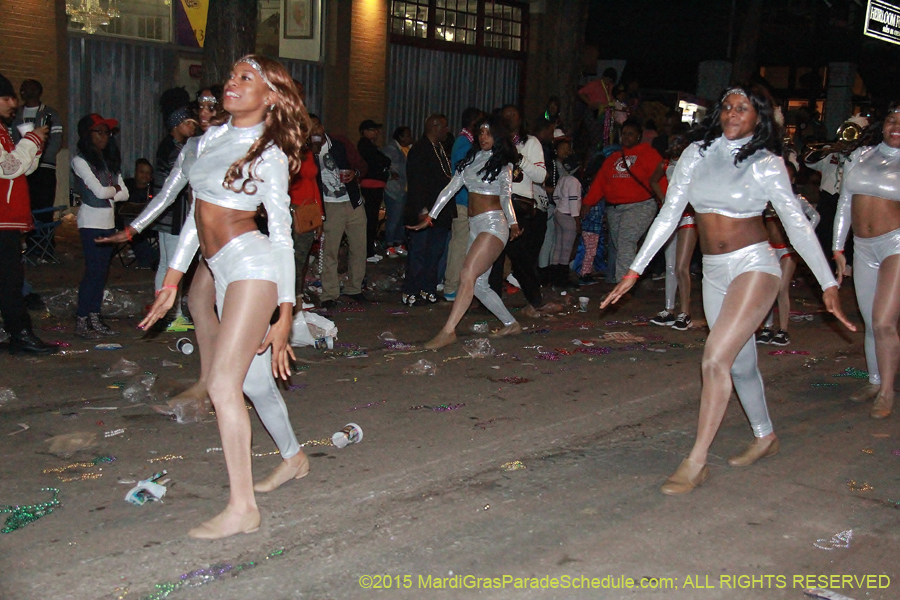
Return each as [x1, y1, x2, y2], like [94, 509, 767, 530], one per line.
[87, 113, 119, 132]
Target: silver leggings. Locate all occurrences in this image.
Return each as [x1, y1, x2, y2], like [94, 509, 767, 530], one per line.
[702, 242, 783, 438]
[470, 211, 516, 326]
[207, 231, 301, 458]
[853, 229, 900, 385]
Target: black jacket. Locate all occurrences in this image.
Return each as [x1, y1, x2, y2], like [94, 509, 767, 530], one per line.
[357, 137, 392, 183]
[405, 136, 455, 229]
[151, 135, 190, 235]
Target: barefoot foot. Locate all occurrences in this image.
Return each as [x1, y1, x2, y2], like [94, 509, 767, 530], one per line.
[253, 451, 310, 493]
[424, 330, 457, 350]
[188, 506, 260, 540]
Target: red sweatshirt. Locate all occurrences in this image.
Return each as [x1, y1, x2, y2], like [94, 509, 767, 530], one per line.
[0, 126, 43, 231]
[583, 143, 662, 207]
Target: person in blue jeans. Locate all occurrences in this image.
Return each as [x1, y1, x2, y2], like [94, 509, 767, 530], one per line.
[381, 126, 413, 257]
[71, 114, 128, 338]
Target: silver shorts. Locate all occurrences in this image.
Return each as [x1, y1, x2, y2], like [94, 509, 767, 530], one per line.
[469, 210, 509, 246]
[854, 228, 900, 270]
[206, 230, 279, 306]
[702, 241, 782, 293]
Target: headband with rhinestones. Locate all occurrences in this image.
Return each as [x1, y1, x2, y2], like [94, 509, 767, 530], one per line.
[238, 58, 277, 92]
[722, 87, 748, 101]
[199, 95, 218, 105]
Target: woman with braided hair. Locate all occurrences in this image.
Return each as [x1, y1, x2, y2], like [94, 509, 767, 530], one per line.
[139, 55, 311, 539]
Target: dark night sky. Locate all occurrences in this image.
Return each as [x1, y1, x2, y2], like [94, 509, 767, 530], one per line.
[585, 0, 900, 101]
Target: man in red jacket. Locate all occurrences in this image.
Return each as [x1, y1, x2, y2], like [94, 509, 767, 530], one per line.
[582, 119, 662, 282]
[0, 72, 56, 353]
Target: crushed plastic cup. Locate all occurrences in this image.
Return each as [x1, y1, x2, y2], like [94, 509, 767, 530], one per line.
[101, 357, 140, 378]
[464, 338, 495, 358]
[332, 423, 363, 448]
[578, 296, 590, 312]
[122, 373, 157, 403]
[471, 321, 490, 333]
[0, 387, 17, 406]
[176, 337, 194, 355]
[404, 358, 437, 375]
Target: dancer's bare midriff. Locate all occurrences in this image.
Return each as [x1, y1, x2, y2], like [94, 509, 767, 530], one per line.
[194, 198, 260, 258]
[851, 194, 900, 238]
[468, 192, 502, 217]
[695, 213, 768, 255]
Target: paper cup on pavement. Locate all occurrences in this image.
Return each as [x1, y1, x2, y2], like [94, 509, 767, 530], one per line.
[578, 297, 590, 312]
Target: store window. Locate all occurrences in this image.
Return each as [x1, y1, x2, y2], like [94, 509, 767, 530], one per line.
[483, 2, 522, 51]
[67, 0, 172, 42]
[391, 0, 430, 39]
[390, 0, 527, 53]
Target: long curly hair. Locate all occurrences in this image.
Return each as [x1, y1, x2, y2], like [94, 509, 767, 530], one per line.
[456, 114, 519, 183]
[692, 83, 783, 165]
[223, 55, 312, 194]
[850, 101, 899, 150]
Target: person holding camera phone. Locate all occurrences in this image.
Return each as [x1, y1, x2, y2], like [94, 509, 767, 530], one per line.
[12, 79, 63, 226]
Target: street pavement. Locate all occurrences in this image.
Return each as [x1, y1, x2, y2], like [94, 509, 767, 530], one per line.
[0, 222, 897, 600]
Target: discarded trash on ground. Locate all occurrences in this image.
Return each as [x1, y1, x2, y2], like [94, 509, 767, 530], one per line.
[501, 461, 526, 471]
[403, 359, 437, 376]
[471, 321, 490, 333]
[464, 338, 495, 358]
[45, 432, 98, 455]
[0, 387, 17, 406]
[122, 373, 157, 403]
[101, 358, 140, 379]
[332, 423, 363, 448]
[1, 487, 61, 533]
[812, 529, 853, 551]
[151, 395, 210, 424]
[125, 470, 168, 506]
[290, 311, 338, 348]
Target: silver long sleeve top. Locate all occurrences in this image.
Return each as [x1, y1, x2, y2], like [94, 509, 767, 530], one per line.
[632, 136, 837, 290]
[129, 137, 200, 233]
[765, 194, 820, 230]
[429, 150, 517, 227]
[833, 143, 900, 251]
[168, 120, 295, 305]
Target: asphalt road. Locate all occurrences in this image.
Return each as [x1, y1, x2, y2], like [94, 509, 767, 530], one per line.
[1, 226, 897, 600]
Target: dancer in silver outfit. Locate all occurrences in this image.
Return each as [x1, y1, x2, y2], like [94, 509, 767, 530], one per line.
[408, 114, 522, 349]
[140, 56, 311, 539]
[602, 84, 854, 495]
[98, 87, 226, 406]
[833, 103, 900, 419]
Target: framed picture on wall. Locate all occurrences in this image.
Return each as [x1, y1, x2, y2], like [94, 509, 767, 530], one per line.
[284, 0, 314, 39]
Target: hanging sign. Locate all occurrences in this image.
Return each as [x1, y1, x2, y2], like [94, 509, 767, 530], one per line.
[864, 0, 900, 46]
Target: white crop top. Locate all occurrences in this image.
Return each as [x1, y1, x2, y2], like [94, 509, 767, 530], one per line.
[429, 150, 517, 227]
[130, 137, 200, 233]
[167, 120, 295, 305]
[632, 135, 837, 290]
[833, 143, 900, 251]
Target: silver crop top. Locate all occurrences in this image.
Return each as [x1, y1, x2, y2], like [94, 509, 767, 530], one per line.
[833, 143, 900, 251]
[429, 150, 517, 227]
[167, 120, 295, 305]
[632, 136, 837, 290]
[129, 136, 200, 233]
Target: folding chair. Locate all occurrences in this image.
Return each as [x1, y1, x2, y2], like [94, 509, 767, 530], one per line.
[23, 205, 66, 266]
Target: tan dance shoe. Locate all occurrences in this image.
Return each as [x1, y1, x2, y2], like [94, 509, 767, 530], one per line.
[727, 437, 780, 467]
[253, 452, 310, 493]
[660, 458, 709, 495]
[521, 304, 541, 319]
[424, 330, 457, 350]
[490, 321, 523, 338]
[849, 383, 880, 403]
[870, 395, 893, 419]
[187, 510, 261, 540]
